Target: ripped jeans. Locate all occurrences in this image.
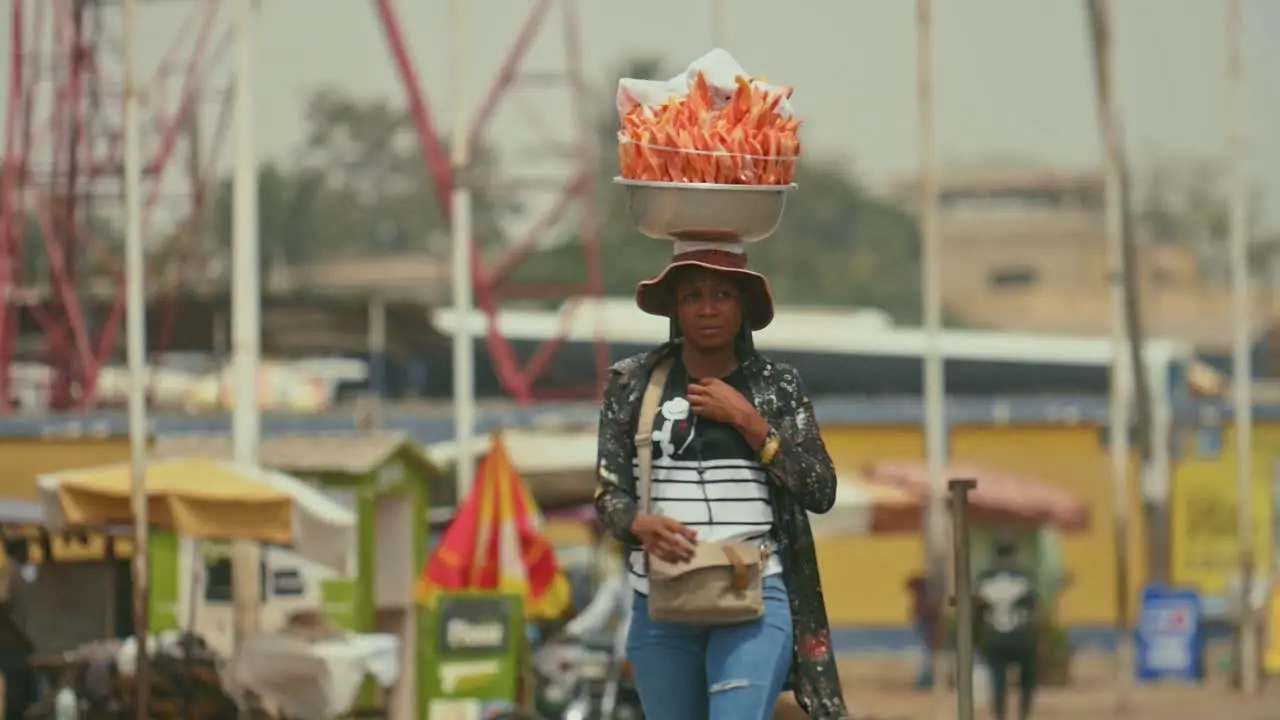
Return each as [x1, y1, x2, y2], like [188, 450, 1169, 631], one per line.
[626, 575, 793, 720]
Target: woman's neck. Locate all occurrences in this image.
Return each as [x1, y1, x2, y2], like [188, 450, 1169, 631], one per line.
[680, 343, 737, 380]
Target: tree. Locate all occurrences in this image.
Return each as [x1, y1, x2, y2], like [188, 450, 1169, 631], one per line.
[201, 87, 515, 275]
[19, 209, 123, 281]
[297, 88, 514, 254]
[516, 56, 926, 322]
[207, 163, 327, 272]
[1133, 152, 1268, 283]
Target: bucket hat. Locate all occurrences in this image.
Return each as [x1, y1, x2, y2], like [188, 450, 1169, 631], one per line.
[634, 241, 775, 331]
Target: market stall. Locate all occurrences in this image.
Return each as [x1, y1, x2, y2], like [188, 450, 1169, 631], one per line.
[418, 432, 572, 719]
[153, 432, 441, 719]
[32, 456, 382, 718]
[857, 460, 1091, 685]
[228, 625, 400, 719]
[851, 460, 1090, 605]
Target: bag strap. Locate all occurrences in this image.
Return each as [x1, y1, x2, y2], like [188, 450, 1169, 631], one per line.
[722, 545, 749, 591]
[635, 357, 674, 514]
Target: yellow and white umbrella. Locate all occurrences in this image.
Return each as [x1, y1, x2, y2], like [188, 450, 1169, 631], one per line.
[37, 457, 354, 571]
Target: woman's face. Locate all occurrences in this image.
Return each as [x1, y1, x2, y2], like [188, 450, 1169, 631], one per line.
[672, 268, 744, 352]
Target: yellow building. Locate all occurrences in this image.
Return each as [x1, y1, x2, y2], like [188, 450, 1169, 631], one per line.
[0, 437, 135, 561]
[818, 416, 1279, 634]
[818, 422, 1146, 628]
[1170, 422, 1277, 601]
[819, 425, 927, 627]
[0, 436, 134, 649]
[0, 436, 132, 502]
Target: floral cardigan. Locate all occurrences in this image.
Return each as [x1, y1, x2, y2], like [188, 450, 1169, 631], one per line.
[593, 342, 851, 719]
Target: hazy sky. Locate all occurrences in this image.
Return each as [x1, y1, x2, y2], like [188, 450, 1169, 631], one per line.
[4, 0, 1278, 227]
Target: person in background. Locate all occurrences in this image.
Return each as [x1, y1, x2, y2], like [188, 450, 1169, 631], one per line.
[559, 568, 631, 655]
[561, 567, 634, 717]
[975, 540, 1038, 720]
[558, 521, 632, 655]
[0, 539, 36, 720]
[906, 573, 941, 690]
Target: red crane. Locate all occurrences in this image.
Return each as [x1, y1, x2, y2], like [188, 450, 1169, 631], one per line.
[372, 0, 606, 404]
[0, 0, 230, 411]
[0, 0, 607, 410]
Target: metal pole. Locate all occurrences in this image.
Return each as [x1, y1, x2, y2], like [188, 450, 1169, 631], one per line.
[1225, 0, 1258, 696]
[121, 0, 151, 714]
[949, 479, 978, 720]
[711, 0, 728, 48]
[449, 0, 477, 499]
[1085, 0, 1132, 705]
[230, 0, 262, 655]
[916, 0, 949, 702]
[367, 294, 386, 430]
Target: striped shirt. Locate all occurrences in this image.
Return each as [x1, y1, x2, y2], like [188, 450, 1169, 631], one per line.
[628, 363, 783, 594]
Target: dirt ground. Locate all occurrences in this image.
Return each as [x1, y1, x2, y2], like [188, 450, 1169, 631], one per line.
[771, 653, 1278, 719]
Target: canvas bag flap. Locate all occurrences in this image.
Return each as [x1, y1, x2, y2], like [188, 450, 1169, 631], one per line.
[648, 541, 763, 586]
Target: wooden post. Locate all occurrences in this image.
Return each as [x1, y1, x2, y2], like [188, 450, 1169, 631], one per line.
[949, 480, 978, 720]
[367, 294, 386, 430]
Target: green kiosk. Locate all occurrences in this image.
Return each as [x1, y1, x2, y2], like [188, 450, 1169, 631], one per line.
[150, 431, 529, 718]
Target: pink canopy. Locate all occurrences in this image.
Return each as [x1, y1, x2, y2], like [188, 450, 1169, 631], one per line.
[860, 461, 1090, 532]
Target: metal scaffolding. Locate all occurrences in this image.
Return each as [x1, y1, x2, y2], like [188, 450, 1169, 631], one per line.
[0, 0, 230, 410]
[374, 0, 606, 404]
[0, 0, 607, 410]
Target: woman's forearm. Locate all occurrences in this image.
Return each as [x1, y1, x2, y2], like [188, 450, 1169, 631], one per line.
[594, 485, 640, 544]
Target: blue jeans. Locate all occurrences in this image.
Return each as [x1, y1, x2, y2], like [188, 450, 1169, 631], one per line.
[626, 575, 793, 720]
[915, 624, 935, 689]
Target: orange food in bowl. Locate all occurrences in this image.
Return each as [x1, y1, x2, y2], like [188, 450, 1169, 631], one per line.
[618, 71, 801, 186]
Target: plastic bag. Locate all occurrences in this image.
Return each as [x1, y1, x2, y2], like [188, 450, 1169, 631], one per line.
[616, 49, 801, 186]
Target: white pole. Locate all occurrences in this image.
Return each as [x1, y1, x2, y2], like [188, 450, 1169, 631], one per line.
[450, 0, 477, 499]
[121, 0, 152, 713]
[230, 0, 262, 649]
[1226, 0, 1258, 696]
[1087, 0, 1133, 704]
[915, 0, 948, 704]
[711, 0, 728, 48]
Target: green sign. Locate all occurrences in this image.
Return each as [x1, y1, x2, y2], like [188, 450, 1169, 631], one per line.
[321, 579, 359, 631]
[148, 533, 180, 632]
[420, 591, 523, 719]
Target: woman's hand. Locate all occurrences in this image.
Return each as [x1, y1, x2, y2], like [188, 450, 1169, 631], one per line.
[630, 513, 697, 564]
[688, 379, 769, 449]
[687, 378, 754, 426]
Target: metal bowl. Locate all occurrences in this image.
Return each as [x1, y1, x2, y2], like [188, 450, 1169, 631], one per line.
[614, 179, 796, 243]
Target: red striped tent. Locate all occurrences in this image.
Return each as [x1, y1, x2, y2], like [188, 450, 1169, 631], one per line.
[417, 433, 572, 620]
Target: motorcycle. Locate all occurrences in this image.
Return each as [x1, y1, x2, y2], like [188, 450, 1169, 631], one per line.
[531, 634, 644, 720]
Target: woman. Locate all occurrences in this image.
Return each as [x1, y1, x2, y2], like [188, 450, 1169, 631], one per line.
[593, 243, 850, 719]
